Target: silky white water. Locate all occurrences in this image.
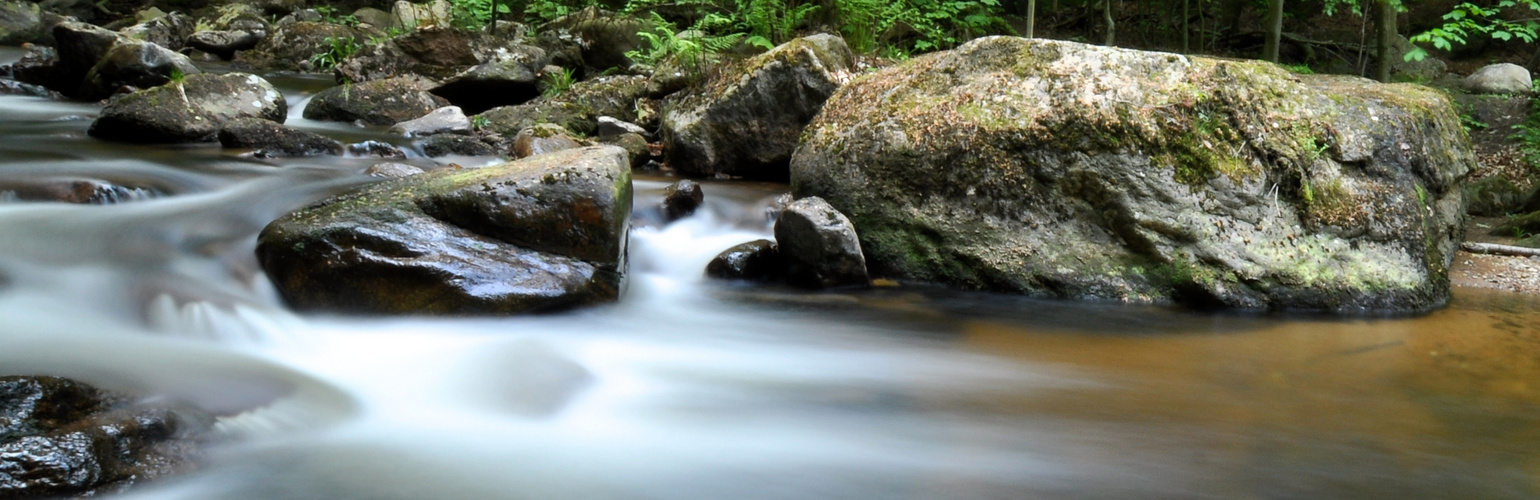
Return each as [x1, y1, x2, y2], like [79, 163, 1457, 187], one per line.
[3, 49, 1539, 499]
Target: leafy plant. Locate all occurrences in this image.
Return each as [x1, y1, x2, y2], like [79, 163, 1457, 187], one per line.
[1406, 1, 1540, 61]
[736, 0, 819, 47]
[471, 114, 491, 129]
[1283, 63, 1314, 74]
[526, 0, 599, 24]
[627, 12, 746, 79]
[449, 0, 513, 29]
[542, 67, 577, 96]
[831, 0, 1009, 54]
[309, 36, 360, 71]
[315, 5, 360, 26]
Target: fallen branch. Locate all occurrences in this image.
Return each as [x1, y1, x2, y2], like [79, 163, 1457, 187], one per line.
[1461, 242, 1540, 257]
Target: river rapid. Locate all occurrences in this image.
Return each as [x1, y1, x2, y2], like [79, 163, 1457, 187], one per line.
[2, 48, 1539, 500]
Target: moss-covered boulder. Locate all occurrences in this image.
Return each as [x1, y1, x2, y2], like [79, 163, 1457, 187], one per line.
[428, 44, 549, 114]
[78, 40, 199, 100]
[474, 75, 648, 137]
[301, 77, 449, 126]
[89, 73, 287, 143]
[662, 34, 853, 181]
[256, 146, 633, 315]
[234, 21, 363, 73]
[791, 37, 1473, 313]
[334, 26, 481, 83]
[0, 1, 45, 45]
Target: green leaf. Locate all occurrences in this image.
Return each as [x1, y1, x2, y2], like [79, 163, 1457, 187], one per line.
[1404, 46, 1428, 61]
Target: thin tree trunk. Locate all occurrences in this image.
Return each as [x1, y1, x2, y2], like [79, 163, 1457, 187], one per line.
[1103, 0, 1114, 46]
[1182, 0, 1189, 53]
[1026, 0, 1036, 38]
[1462, 242, 1540, 257]
[490, 0, 498, 34]
[1375, 0, 1396, 82]
[1263, 0, 1283, 62]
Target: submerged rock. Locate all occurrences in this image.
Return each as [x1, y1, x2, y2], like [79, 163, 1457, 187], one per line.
[218, 117, 343, 157]
[705, 239, 783, 282]
[345, 140, 407, 158]
[0, 376, 210, 499]
[89, 73, 287, 143]
[773, 197, 868, 289]
[661, 179, 702, 221]
[256, 146, 633, 315]
[0, 177, 160, 204]
[661, 34, 853, 181]
[302, 77, 449, 126]
[791, 37, 1471, 313]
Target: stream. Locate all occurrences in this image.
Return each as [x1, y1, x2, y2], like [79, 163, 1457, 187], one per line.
[2, 47, 1539, 500]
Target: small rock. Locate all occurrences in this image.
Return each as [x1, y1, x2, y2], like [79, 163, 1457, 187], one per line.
[303, 77, 450, 126]
[705, 239, 783, 282]
[596, 115, 646, 139]
[219, 117, 343, 157]
[365, 162, 426, 178]
[1465, 63, 1533, 95]
[186, 29, 267, 60]
[512, 123, 583, 158]
[420, 134, 499, 157]
[773, 196, 869, 289]
[602, 132, 650, 169]
[661, 179, 703, 221]
[389, 105, 472, 137]
[346, 140, 407, 158]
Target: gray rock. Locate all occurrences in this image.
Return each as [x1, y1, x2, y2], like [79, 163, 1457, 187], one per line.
[118, 11, 193, 51]
[0, 1, 44, 45]
[662, 34, 853, 181]
[476, 75, 648, 137]
[218, 117, 343, 157]
[791, 37, 1471, 313]
[79, 40, 199, 100]
[389, 105, 471, 137]
[1464, 176, 1526, 216]
[705, 239, 783, 282]
[429, 44, 549, 114]
[34, 21, 123, 98]
[334, 26, 481, 83]
[420, 134, 499, 157]
[661, 179, 702, 221]
[392, 0, 452, 29]
[234, 21, 363, 73]
[302, 77, 450, 126]
[1465, 63, 1532, 95]
[352, 7, 394, 30]
[186, 29, 267, 60]
[89, 72, 287, 143]
[773, 197, 868, 289]
[512, 123, 584, 158]
[596, 115, 645, 139]
[346, 140, 407, 158]
[365, 162, 426, 178]
[602, 132, 650, 169]
[255, 146, 634, 315]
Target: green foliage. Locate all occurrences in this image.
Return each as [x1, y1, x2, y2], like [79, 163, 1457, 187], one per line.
[833, 0, 1010, 54]
[168, 68, 186, 84]
[736, 0, 819, 46]
[627, 12, 746, 77]
[314, 6, 360, 26]
[449, 0, 513, 28]
[1510, 96, 1540, 173]
[1283, 63, 1314, 74]
[526, 0, 599, 24]
[471, 114, 491, 129]
[542, 67, 578, 96]
[309, 36, 360, 71]
[1407, 1, 1540, 61]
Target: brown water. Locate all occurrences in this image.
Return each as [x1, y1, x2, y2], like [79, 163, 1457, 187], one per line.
[0, 46, 1537, 499]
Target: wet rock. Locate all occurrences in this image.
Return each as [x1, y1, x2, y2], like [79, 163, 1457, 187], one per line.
[79, 40, 199, 100]
[389, 105, 471, 137]
[429, 43, 548, 114]
[0, 177, 159, 203]
[791, 37, 1471, 313]
[0, 1, 45, 45]
[256, 145, 634, 315]
[602, 132, 650, 169]
[773, 197, 868, 289]
[476, 75, 648, 137]
[6, 44, 61, 91]
[302, 77, 450, 126]
[705, 239, 783, 282]
[661, 179, 702, 221]
[19, 21, 123, 98]
[662, 34, 853, 181]
[0, 78, 51, 97]
[346, 140, 407, 158]
[365, 162, 425, 178]
[186, 29, 268, 60]
[0, 376, 210, 499]
[118, 11, 193, 51]
[1465, 176, 1526, 216]
[89, 72, 287, 144]
[420, 134, 499, 157]
[218, 117, 343, 157]
[335, 26, 482, 83]
[1465, 63, 1532, 95]
[534, 7, 646, 75]
[234, 21, 364, 73]
[512, 123, 583, 158]
[596, 115, 645, 139]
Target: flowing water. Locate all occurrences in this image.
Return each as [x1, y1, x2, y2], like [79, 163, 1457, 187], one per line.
[2, 48, 1540, 499]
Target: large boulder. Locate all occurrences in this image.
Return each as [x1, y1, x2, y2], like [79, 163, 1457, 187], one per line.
[234, 21, 363, 72]
[78, 40, 199, 100]
[774, 197, 869, 288]
[791, 37, 1472, 313]
[0, 1, 45, 45]
[256, 145, 633, 315]
[429, 44, 549, 114]
[218, 117, 343, 157]
[662, 34, 853, 181]
[334, 26, 483, 83]
[476, 75, 648, 137]
[0, 376, 210, 498]
[301, 77, 449, 126]
[89, 73, 287, 143]
[19, 20, 123, 98]
[1464, 63, 1532, 95]
[118, 11, 194, 51]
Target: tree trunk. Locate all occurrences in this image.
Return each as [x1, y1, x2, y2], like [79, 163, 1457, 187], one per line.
[1182, 0, 1189, 53]
[1375, 0, 1396, 82]
[1103, 0, 1115, 46]
[1026, 0, 1036, 38]
[1263, 0, 1284, 62]
[1221, 0, 1245, 37]
[490, 0, 498, 33]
